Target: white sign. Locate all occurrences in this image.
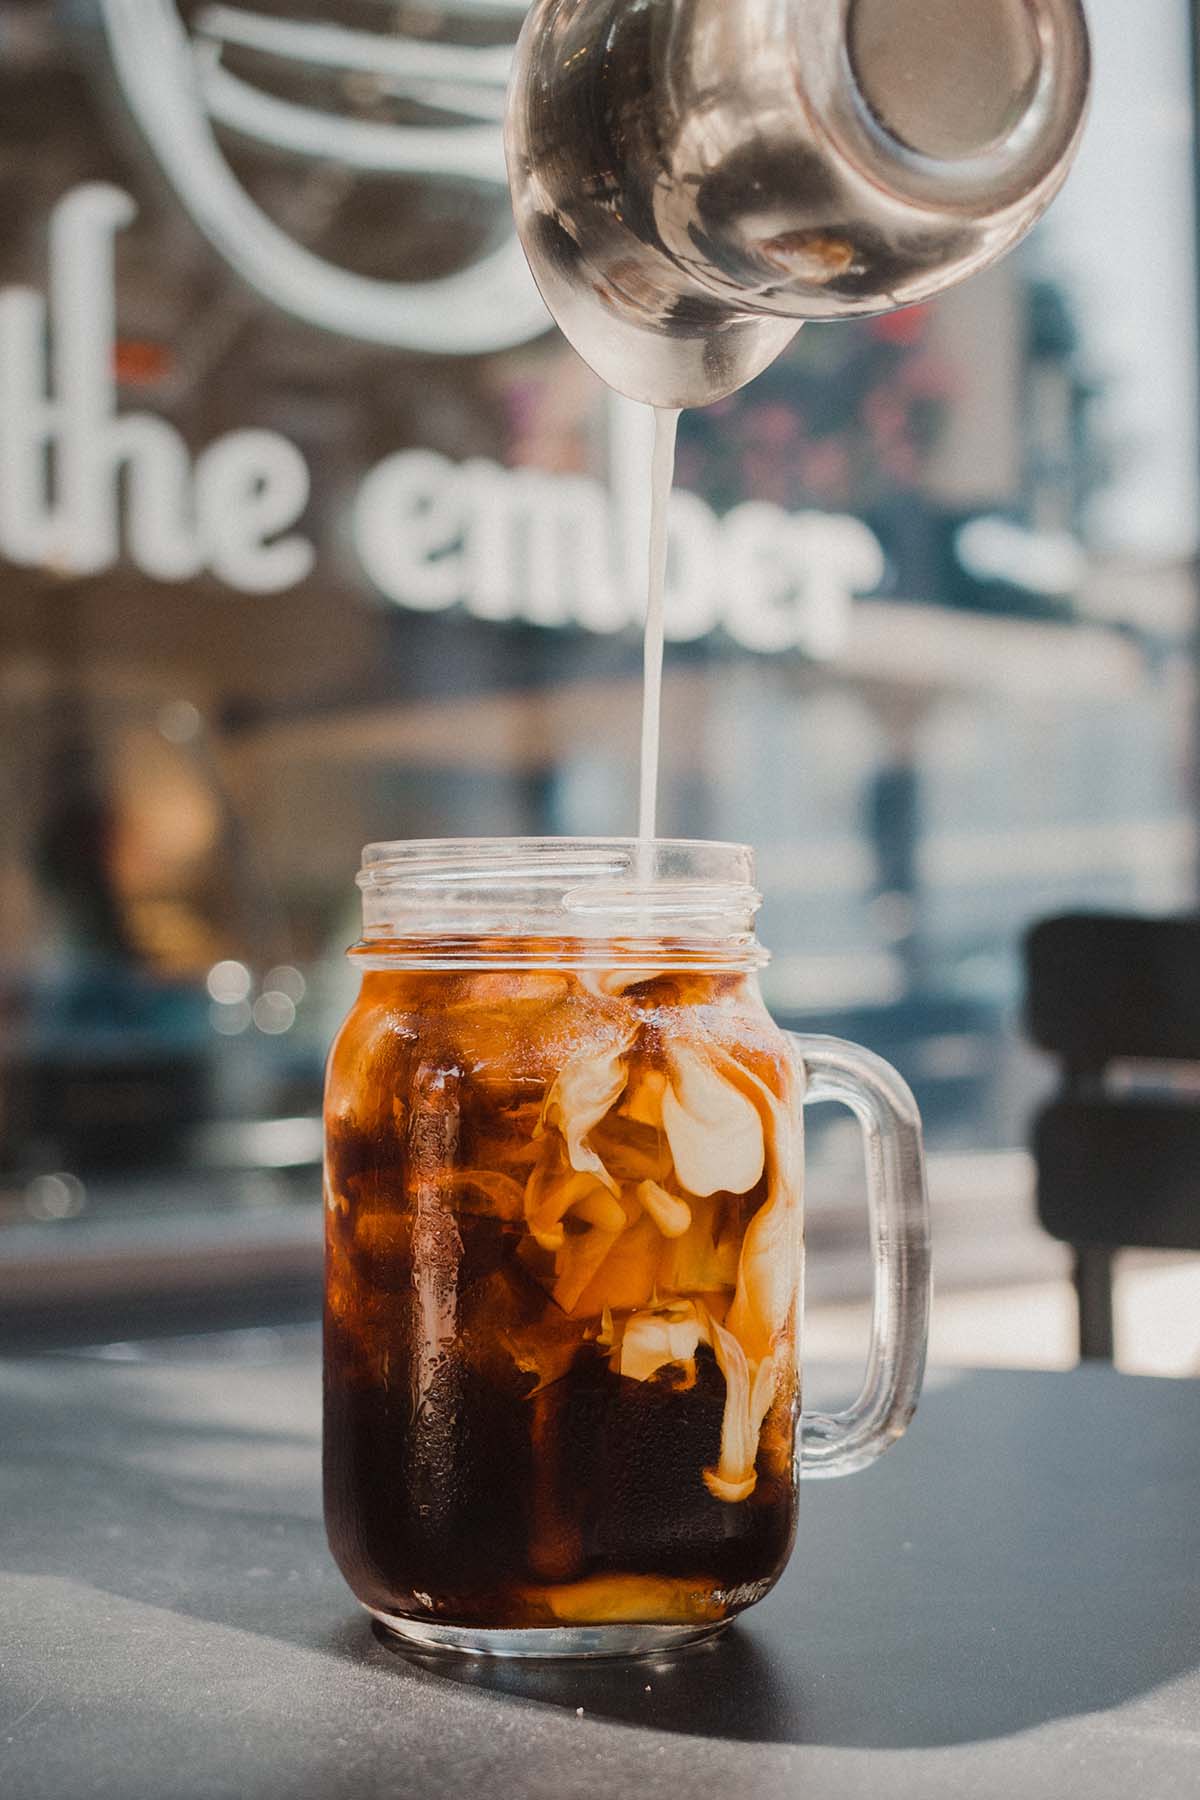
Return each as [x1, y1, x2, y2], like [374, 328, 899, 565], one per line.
[0, 185, 313, 592]
[98, 0, 547, 355]
[354, 449, 884, 654]
[0, 184, 886, 656]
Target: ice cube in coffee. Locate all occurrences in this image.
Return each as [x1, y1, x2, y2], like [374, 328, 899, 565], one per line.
[323, 953, 803, 1635]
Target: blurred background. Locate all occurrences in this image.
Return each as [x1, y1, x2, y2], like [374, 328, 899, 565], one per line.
[1, 0, 1198, 1373]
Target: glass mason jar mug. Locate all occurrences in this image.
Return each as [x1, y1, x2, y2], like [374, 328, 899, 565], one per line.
[324, 840, 931, 1658]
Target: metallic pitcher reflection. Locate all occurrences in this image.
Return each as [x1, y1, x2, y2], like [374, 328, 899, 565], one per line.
[505, 0, 1092, 406]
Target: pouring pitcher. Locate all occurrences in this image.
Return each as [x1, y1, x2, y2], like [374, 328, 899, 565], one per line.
[505, 0, 1092, 406]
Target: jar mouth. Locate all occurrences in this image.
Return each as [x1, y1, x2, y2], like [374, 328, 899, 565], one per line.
[353, 837, 767, 970]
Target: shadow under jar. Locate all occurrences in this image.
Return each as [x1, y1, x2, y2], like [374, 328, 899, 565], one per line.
[324, 840, 931, 1658]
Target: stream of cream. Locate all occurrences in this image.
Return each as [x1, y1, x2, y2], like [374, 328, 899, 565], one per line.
[637, 406, 681, 842]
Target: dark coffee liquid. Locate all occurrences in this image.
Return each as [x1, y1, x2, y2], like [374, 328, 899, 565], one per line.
[325, 1213, 794, 1625]
[323, 964, 799, 1630]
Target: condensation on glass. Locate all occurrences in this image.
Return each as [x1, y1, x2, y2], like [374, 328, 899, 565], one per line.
[323, 840, 931, 1657]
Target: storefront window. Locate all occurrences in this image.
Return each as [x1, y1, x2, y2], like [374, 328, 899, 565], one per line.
[1, 1, 1196, 1338]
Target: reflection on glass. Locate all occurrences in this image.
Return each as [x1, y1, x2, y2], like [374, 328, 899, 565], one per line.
[0, 0, 1195, 1358]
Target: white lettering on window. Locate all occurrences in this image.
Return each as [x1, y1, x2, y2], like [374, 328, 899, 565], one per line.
[196, 430, 314, 593]
[353, 450, 465, 611]
[459, 463, 624, 633]
[0, 289, 58, 565]
[663, 490, 721, 643]
[0, 183, 312, 593]
[0, 181, 886, 648]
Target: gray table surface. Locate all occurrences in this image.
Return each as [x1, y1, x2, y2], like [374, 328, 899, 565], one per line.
[2, 1336, 1198, 1800]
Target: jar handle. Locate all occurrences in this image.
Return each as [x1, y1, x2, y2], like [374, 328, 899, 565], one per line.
[787, 1033, 932, 1478]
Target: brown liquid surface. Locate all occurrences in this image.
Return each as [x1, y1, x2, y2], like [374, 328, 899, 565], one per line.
[324, 959, 801, 1630]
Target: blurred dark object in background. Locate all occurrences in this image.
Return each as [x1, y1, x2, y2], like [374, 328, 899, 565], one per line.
[1028, 913, 1200, 1359]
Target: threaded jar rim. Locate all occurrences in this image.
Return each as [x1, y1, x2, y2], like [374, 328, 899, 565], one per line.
[352, 837, 768, 971]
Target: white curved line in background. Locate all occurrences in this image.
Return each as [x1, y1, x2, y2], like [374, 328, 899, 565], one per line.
[99, 0, 548, 354]
[347, 0, 529, 16]
[392, 0, 530, 14]
[195, 6, 513, 88]
[193, 9, 510, 124]
[201, 63, 506, 180]
[377, 80, 508, 124]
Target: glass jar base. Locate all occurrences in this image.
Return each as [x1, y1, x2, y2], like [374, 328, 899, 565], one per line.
[369, 1608, 734, 1661]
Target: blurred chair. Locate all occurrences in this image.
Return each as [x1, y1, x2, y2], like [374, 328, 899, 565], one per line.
[1026, 914, 1200, 1360]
